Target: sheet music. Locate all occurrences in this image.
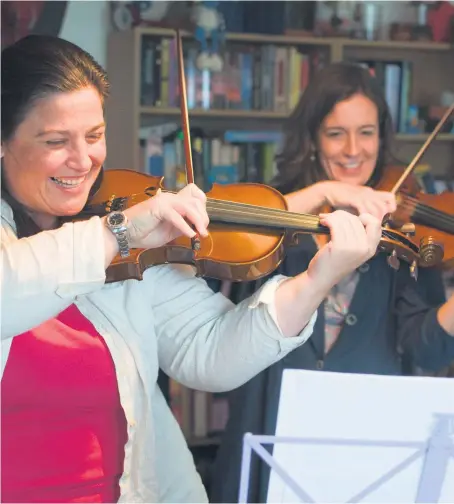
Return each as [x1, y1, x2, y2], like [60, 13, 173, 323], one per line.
[267, 370, 454, 503]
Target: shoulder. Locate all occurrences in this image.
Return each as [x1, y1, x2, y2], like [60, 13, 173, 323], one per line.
[1, 199, 18, 242]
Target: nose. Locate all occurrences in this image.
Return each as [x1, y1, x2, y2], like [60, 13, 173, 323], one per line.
[344, 133, 360, 157]
[67, 142, 92, 173]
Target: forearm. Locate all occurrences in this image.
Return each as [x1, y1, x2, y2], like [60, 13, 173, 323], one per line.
[275, 271, 328, 337]
[155, 268, 316, 392]
[284, 182, 326, 214]
[437, 294, 454, 336]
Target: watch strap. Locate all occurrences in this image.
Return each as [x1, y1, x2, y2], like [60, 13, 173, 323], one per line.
[116, 230, 130, 258]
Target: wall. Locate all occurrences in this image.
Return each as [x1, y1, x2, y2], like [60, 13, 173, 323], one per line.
[59, 0, 110, 67]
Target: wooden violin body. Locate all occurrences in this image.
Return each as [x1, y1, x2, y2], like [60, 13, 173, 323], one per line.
[379, 165, 454, 269]
[89, 170, 291, 283]
[85, 169, 443, 284]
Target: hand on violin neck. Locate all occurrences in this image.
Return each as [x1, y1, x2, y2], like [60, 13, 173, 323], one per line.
[273, 210, 380, 337]
[307, 210, 382, 292]
[124, 183, 209, 250]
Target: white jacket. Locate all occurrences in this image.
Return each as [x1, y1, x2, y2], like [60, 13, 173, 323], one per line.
[1, 199, 316, 502]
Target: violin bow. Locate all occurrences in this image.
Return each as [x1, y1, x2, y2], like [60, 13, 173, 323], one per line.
[390, 101, 454, 195]
[176, 29, 200, 250]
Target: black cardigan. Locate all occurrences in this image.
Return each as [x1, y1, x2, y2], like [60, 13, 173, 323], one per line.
[209, 235, 454, 503]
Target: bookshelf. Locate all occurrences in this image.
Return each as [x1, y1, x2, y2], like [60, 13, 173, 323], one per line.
[105, 26, 454, 178]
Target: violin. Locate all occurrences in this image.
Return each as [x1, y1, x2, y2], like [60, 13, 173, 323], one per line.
[85, 30, 443, 284]
[85, 168, 442, 283]
[378, 165, 454, 269]
[377, 101, 454, 269]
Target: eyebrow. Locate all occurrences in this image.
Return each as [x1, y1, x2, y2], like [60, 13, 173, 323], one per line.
[324, 124, 377, 130]
[35, 122, 106, 138]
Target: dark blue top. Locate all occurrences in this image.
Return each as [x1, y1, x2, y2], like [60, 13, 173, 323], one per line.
[209, 236, 454, 503]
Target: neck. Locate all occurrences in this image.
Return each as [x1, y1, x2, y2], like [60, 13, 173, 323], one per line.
[26, 210, 58, 231]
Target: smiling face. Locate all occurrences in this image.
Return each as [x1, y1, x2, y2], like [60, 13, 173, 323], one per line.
[317, 93, 380, 186]
[2, 87, 106, 229]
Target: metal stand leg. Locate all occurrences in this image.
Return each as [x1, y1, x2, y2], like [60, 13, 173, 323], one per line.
[415, 414, 454, 502]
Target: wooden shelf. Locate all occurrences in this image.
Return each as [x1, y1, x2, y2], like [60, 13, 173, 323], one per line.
[340, 38, 452, 51]
[140, 109, 454, 142]
[140, 107, 288, 120]
[137, 27, 333, 47]
[136, 26, 452, 52]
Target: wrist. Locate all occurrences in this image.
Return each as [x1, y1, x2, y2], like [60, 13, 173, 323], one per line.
[274, 271, 327, 337]
[101, 217, 120, 268]
[105, 211, 130, 258]
[313, 181, 332, 209]
[296, 270, 333, 300]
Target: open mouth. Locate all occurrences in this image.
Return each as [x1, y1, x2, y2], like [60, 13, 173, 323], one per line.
[339, 162, 362, 171]
[50, 176, 86, 188]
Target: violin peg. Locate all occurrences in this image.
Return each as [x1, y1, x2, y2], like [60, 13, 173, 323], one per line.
[387, 249, 400, 271]
[410, 260, 418, 281]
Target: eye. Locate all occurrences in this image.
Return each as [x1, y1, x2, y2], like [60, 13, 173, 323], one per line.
[326, 131, 342, 138]
[87, 132, 104, 143]
[46, 140, 66, 146]
[361, 129, 376, 136]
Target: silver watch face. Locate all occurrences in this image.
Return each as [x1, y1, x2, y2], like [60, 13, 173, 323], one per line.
[108, 212, 126, 228]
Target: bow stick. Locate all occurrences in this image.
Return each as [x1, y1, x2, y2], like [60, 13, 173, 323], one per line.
[390, 101, 454, 195]
[176, 29, 200, 250]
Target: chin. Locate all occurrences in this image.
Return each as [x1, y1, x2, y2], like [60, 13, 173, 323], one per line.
[57, 201, 89, 217]
[334, 170, 372, 186]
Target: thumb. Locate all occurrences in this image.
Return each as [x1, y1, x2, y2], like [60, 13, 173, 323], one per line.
[378, 191, 397, 213]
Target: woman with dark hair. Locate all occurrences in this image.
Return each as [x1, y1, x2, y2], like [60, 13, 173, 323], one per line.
[0, 37, 388, 502]
[276, 62, 394, 208]
[210, 62, 454, 503]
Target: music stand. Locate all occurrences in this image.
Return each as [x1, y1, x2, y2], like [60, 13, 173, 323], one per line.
[239, 413, 454, 502]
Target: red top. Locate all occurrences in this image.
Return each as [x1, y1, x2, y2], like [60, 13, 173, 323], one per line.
[1, 304, 128, 503]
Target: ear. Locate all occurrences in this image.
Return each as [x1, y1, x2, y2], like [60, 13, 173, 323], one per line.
[1, 145, 3, 158]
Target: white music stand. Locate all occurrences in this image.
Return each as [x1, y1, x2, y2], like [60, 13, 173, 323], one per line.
[238, 370, 454, 503]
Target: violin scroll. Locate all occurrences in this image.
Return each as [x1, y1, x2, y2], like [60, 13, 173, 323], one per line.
[419, 236, 445, 267]
[377, 227, 444, 280]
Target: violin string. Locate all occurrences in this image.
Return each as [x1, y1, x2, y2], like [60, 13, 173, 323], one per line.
[206, 202, 400, 243]
[206, 200, 320, 222]
[98, 193, 413, 252]
[206, 204, 324, 230]
[399, 195, 454, 232]
[105, 194, 424, 244]
[123, 193, 323, 227]
[403, 196, 454, 226]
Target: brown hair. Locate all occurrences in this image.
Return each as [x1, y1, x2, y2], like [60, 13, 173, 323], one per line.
[1, 34, 109, 237]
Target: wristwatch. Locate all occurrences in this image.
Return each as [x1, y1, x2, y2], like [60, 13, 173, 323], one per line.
[106, 211, 130, 258]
